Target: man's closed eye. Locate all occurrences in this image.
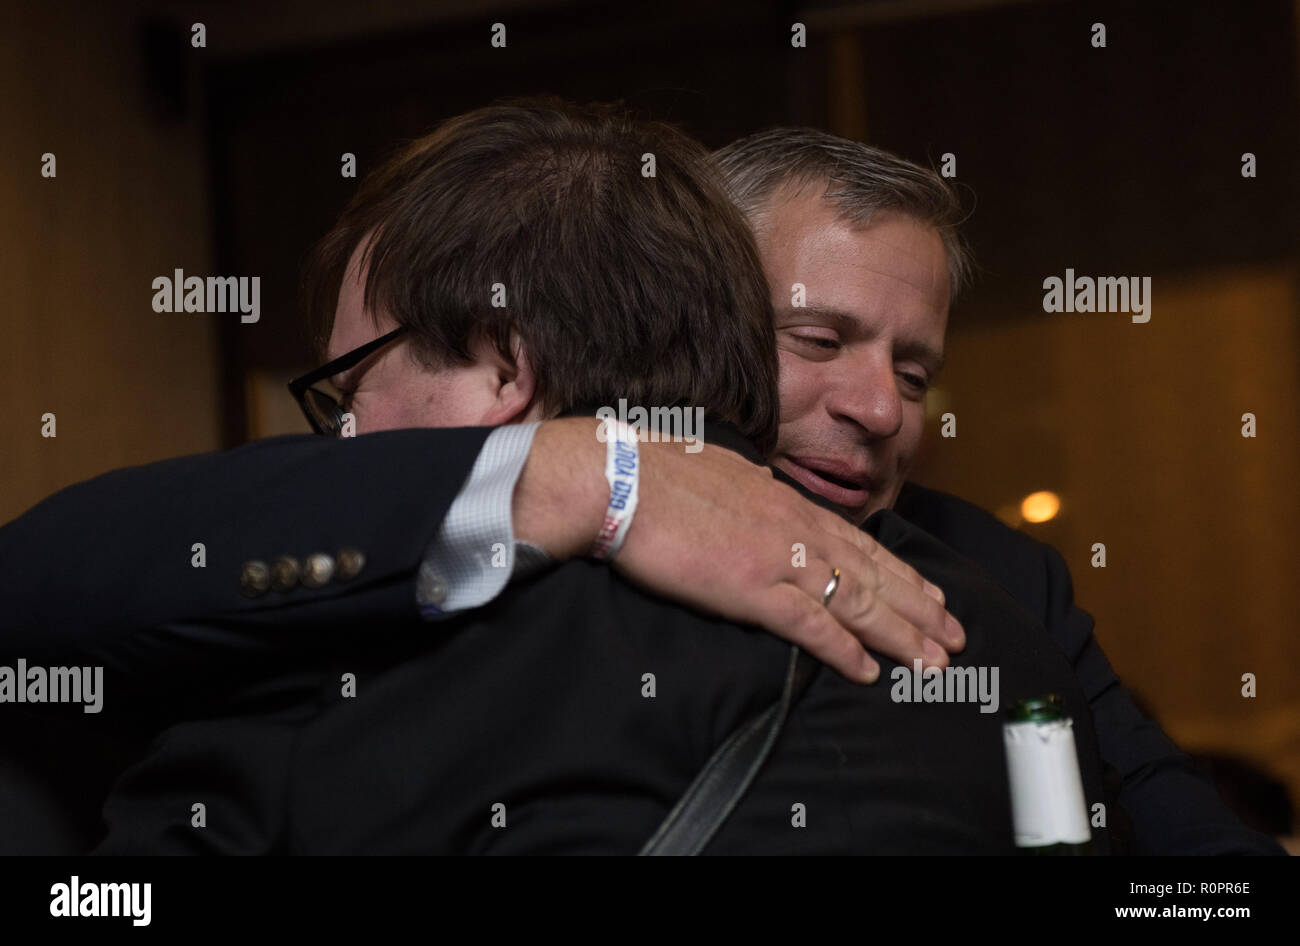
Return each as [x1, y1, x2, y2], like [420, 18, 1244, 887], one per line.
[787, 331, 842, 353]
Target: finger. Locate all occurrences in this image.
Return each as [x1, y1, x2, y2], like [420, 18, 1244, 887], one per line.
[808, 511, 963, 647]
[827, 534, 965, 650]
[858, 531, 949, 609]
[869, 561, 965, 652]
[793, 525, 962, 652]
[807, 558, 951, 671]
[754, 582, 881, 684]
[794, 495, 949, 608]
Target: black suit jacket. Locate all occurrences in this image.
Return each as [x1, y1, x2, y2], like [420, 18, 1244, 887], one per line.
[1, 426, 492, 690]
[0, 424, 1282, 854]
[91, 424, 1116, 854]
[0, 427, 492, 852]
[893, 482, 1284, 855]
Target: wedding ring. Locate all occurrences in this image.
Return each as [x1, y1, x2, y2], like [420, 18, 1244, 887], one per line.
[822, 567, 841, 606]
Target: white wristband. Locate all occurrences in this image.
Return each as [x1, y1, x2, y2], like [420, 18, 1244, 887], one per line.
[590, 418, 640, 561]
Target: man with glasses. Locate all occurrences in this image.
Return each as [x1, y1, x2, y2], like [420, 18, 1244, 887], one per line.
[289, 325, 407, 438]
[0, 101, 1280, 854]
[71, 97, 1119, 855]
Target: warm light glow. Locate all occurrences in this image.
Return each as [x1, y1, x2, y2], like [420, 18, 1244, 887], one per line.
[1020, 491, 1060, 523]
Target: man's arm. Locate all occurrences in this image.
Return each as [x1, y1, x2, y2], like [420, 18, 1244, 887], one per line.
[1, 419, 963, 691]
[0, 426, 493, 682]
[514, 417, 964, 682]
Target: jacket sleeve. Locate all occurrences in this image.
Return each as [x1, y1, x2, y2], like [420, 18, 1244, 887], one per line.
[1040, 543, 1285, 855]
[0, 427, 493, 697]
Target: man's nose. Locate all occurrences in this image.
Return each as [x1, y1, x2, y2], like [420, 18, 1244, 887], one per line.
[825, 352, 903, 440]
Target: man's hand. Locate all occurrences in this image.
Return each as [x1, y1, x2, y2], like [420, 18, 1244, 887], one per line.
[514, 417, 965, 683]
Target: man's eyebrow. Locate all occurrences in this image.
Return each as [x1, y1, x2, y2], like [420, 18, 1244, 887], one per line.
[776, 304, 946, 376]
[896, 339, 946, 377]
[775, 304, 859, 337]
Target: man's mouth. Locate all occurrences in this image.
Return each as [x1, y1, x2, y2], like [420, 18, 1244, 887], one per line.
[779, 456, 875, 509]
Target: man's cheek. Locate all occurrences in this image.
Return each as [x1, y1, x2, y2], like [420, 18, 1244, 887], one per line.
[354, 395, 401, 433]
[895, 414, 925, 476]
[775, 357, 818, 421]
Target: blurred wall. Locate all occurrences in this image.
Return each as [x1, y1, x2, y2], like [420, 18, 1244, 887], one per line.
[833, 0, 1300, 807]
[917, 264, 1300, 802]
[0, 1, 222, 525]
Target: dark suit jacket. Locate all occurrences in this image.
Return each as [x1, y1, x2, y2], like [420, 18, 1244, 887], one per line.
[90, 424, 1115, 854]
[893, 482, 1285, 855]
[0, 427, 492, 852]
[0, 424, 1282, 854]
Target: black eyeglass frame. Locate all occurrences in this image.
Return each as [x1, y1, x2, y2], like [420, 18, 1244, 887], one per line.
[287, 325, 409, 436]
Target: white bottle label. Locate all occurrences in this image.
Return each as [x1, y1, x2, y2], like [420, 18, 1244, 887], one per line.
[1003, 718, 1091, 846]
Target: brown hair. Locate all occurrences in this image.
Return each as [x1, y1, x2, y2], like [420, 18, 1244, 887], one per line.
[714, 127, 973, 299]
[302, 98, 779, 453]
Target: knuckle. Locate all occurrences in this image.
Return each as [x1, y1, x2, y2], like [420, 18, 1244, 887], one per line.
[859, 561, 883, 596]
[794, 605, 831, 646]
[922, 596, 946, 629]
[848, 572, 880, 621]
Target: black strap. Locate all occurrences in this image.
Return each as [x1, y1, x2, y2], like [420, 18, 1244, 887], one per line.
[639, 646, 820, 855]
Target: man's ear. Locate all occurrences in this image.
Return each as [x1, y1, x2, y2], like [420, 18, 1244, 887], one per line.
[478, 328, 538, 426]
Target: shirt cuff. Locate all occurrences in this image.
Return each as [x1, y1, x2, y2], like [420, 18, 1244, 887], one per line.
[417, 422, 542, 619]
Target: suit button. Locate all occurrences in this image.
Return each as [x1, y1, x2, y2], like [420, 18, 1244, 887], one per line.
[336, 547, 365, 581]
[303, 553, 335, 588]
[239, 560, 270, 597]
[423, 575, 449, 604]
[270, 556, 301, 592]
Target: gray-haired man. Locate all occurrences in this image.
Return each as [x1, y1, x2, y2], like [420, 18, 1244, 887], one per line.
[1, 121, 1280, 854]
[492, 128, 1281, 854]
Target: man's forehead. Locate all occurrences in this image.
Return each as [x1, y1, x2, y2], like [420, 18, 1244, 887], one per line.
[760, 196, 950, 349]
[765, 195, 946, 288]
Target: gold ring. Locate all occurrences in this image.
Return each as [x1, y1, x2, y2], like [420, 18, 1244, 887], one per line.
[822, 567, 841, 606]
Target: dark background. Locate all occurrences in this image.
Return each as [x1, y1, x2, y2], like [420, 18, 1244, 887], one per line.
[3, 0, 1297, 852]
[188, 0, 1297, 443]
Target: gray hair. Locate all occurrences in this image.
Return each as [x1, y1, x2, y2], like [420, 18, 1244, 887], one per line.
[713, 127, 972, 299]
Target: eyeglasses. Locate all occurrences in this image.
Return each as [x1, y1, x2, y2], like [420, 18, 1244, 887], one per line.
[288, 326, 408, 436]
